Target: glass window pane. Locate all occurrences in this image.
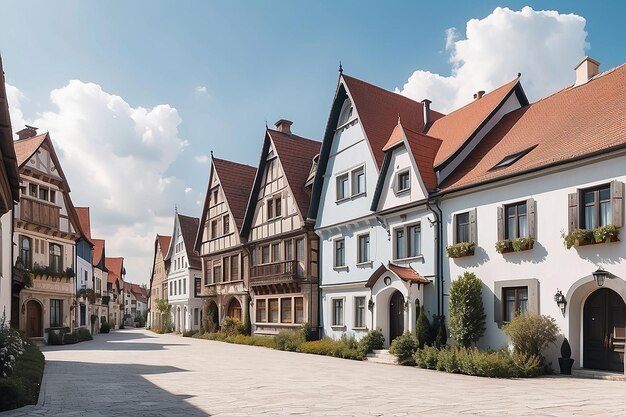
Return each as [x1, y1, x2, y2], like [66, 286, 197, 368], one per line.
[395, 230, 404, 259]
[599, 188, 610, 201]
[294, 298, 304, 324]
[256, 299, 266, 322]
[517, 203, 526, 215]
[268, 299, 279, 323]
[281, 298, 292, 323]
[600, 201, 611, 226]
[285, 240, 293, 261]
[585, 206, 596, 229]
[507, 217, 516, 239]
[518, 215, 528, 238]
[409, 225, 421, 257]
[355, 297, 365, 327]
[296, 239, 305, 261]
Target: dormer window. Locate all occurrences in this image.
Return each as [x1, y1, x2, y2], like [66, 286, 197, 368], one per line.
[491, 145, 537, 170]
[397, 171, 410, 193]
[337, 98, 355, 128]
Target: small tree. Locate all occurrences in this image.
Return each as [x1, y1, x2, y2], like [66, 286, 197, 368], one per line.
[432, 315, 448, 349]
[415, 305, 431, 349]
[502, 314, 559, 357]
[448, 272, 486, 347]
[155, 298, 172, 332]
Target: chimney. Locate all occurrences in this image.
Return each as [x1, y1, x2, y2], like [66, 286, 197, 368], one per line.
[473, 90, 485, 100]
[16, 125, 38, 140]
[274, 119, 293, 135]
[574, 56, 600, 87]
[421, 99, 431, 133]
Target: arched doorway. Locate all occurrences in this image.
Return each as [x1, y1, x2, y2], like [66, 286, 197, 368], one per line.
[389, 291, 404, 342]
[584, 288, 625, 372]
[227, 298, 242, 321]
[26, 300, 43, 338]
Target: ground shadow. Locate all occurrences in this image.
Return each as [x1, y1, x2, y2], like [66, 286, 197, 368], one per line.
[42, 329, 191, 352]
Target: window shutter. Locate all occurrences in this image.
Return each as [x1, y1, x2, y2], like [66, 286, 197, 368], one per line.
[526, 198, 536, 239]
[469, 208, 477, 243]
[497, 206, 505, 241]
[568, 192, 579, 233]
[611, 180, 624, 228]
[452, 214, 458, 244]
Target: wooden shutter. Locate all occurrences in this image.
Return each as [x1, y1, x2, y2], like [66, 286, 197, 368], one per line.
[497, 206, 505, 241]
[469, 208, 477, 243]
[568, 192, 579, 233]
[452, 214, 458, 244]
[526, 198, 536, 239]
[611, 180, 624, 228]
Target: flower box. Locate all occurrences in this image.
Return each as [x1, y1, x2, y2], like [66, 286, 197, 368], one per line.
[563, 225, 619, 249]
[446, 242, 476, 258]
[495, 237, 534, 254]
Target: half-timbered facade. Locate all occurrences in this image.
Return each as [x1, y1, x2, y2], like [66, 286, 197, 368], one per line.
[196, 156, 256, 329]
[241, 120, 321, 336]
[148, 234, 170, 330]
[105, 257, 125, 328]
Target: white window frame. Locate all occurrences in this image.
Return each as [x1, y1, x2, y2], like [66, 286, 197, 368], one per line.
[396, 169, 410, 193]
[330, 297, 345, 327]
[333, 238, 346, 269]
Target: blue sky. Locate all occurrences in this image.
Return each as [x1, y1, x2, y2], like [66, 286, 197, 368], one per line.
[1, 1, 624, 283]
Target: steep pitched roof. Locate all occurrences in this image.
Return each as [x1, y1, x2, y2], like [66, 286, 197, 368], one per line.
[342, 74, 445, 169]
[269, 129, 321, 216]
[105, 257, 124, 285]
[365, 263, 430, 288]
[158, 235, 171, 258]
[177, 213, 201, 270]
[14, 133, 48, 167]
[0, 56, 20, 204]
[74, 207, 95, 247]
[212, 158, 257, 228]
[92, 239, 106, 268]
[439, 63, 626, 192]
[426, 77, 525, 167]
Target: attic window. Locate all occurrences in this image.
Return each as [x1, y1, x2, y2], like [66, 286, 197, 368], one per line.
[337, 99, 355, 128]
[491, 146, 537, 170]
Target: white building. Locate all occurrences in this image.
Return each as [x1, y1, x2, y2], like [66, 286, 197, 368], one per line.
[166, 211, 202, 333]
[75, 207, 95, 332]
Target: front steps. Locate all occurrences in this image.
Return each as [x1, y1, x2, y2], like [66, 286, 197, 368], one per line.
[572, 369, 626, 381]
[366, 349, 397, 365]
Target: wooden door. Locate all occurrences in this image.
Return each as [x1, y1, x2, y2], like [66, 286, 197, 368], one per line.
[584, 288, 625, 372]
[389, 291, 405, 343]
[227, 299, 242, 321]
[26, 301, 42, 337]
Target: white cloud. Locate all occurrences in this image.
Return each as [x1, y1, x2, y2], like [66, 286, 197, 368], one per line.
[194, 154, 210, 163]
[185, 187, 192, 193]
[9, 81, 197, 284]
[5, 83, 28, 131]
[195, 85, 207, 93]
[397, 6, 588, 113]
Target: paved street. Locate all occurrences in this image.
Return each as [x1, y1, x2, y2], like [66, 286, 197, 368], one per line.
[3, 328, 626, 416]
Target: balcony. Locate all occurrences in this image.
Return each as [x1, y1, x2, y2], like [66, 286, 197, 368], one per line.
[20, 197, 60, 229]
[250, 260, 303, 286]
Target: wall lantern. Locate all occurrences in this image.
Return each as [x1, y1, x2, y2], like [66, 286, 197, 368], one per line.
[554, 290, 567, 315]
[368, 298, 375, 311]
[592, 267, 611, 287]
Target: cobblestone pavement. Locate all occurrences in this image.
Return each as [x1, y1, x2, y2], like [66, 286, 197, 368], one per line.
[2, 328, 626, 416]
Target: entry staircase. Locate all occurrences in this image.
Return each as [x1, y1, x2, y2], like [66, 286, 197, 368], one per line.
[366, 349, 397, 365]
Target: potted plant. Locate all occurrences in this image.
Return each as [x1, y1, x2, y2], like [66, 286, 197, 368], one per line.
[558, 337, 574, 375]
[593, 224, 619, 243]
[446, 242, 476, 258]
[495, 239, 511, 254]
[511, 236, 534, 252]
[563, 229, 594, 249]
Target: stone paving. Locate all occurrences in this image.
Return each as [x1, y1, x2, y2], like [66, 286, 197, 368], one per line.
[2, 328, 626, 416]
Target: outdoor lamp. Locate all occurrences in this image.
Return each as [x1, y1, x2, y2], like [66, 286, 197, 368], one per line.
[368, 298, 375, 310]
[554, 290, 567, 315]
[592, 267, 609, 287]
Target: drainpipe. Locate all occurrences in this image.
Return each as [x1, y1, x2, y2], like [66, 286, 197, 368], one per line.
[426, 199, 444, 318]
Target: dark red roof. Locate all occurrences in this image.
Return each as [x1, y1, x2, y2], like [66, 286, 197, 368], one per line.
[105, 257, 124, 284]
[342, 74, 445, 169]
[366, 263, 430, 288]
[92, 239, 105, 267]
[75, 207, 92, 240]
[268, 129, 321, 216]
[403, 126, 442, 191]
[178, 213, 201, 270]
[158, 235, 171, 258]
[440, 64, 626, 192]
[212, 158, 257, 228]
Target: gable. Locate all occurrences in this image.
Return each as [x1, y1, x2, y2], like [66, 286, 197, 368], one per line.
[375, 144, 427, 212]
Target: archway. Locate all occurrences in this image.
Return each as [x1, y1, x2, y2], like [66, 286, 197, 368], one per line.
[226, 298, 242, 321]
[26, 300, 43, 337]
[583, 288, 625, 372]
[389, 291, 405, 342]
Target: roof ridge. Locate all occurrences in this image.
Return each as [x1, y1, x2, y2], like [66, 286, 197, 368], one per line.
[342, 73, 435, 110]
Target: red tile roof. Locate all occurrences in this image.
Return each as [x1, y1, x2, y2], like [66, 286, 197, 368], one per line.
[75, 207, 92, 240]
[157, 235, 171, 258]
[105, 257, 124, 284]
[403, 126, 442, 192]
[366, 262, 430, 288]
[426, 77, 521, 166]
[14, 133, 47, 167]
[268, 128, 321, 216]
[342, 74, 445, 169]
[178, 214, 201, 269]
[212, 158, 257, 228]
[92, 239, 105, 267]
[440, 64, 626, 192]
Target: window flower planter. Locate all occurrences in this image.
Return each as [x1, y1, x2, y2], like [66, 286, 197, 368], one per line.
[495, 237, 534, 254]
[446, 242, 476, 258]
[563, 225, 619, 249]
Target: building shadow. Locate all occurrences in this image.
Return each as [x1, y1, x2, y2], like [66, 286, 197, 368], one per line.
[42, 329, 190, 352]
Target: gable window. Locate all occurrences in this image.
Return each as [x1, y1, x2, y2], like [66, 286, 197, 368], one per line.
[351, 166, 365, 196]
[267, 196, 282, 220]
[503, 287, 528, 322]
[394, 223, 421, 259]
[583, 185, 611, 229]
[49, 243, 63, 273]
[354, 296, 366, 328]
[337, 98, 354, 127]
[267, 199, 274, 219]
[50, 190, 56, 204]
[212, 189, 218, 204]
[505, 202, 527, 239]
[331, 298, 344, 326]
[223, 215, 230, 234]
[334, 238, 345, 268]
[211, 219, 218, 239]
[336, 174, 349, 201]
[20, 236, 32, 269]
[357, 234, 370, 264]
[456, 212, 470, 243]
[397, 171, 410, 192]
[39, 187, 49, 201]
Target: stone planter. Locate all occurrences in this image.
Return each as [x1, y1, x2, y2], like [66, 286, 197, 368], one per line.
[558, 357, 574, 375]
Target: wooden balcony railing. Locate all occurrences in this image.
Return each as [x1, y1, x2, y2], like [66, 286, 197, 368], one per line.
[20, 197, 60, 229]
[250, 260, 303, 285]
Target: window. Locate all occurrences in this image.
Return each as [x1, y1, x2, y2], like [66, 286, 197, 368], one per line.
[357, 234, 370, 264]
[267, 199, 274, 219]
[284, 240, 293, 261]
[29, 184, 37, 197]
[183, 278, 186, 295]
[178, 280, 182, 294]
[334, 239, 345, 267]
[194, 308, 199, 326]
[20, 236, 32, 269]
[503, 287, 528, 322]
[223, 257, 230, 281]
[271, 243, 281, 262]
[397, 171, 410, 192]
[230, 255, 239, 280]
[170, 282, 173, 296]
[268, 299, 279, 323]
[455, 212, 470, 243]
[212, 189, 218, 204]
[582, 186, 611, 229]
[211, 219, 218, 239]
[50, 190, 56, 204]
[505, 202, 527, 239]
[408, 224, 421, 257]
[351, 166, 365, 196]
[354, 297, 366, 328]
[394, 229, 405, 260]
[394, 223, 421, 259]
[256, 299, 267, 322]
[49, 243, 63, 273]
[491, 146, 536, 170]
[39, 187, 49, 201]
[213, 265, 222, 284]
[294, 297, 304, 324]
[275, 197, 282, 217]
[296, 239, 305, 261]
[261, 245, 270, 264]
[281, 298, 292, 323]
[223, 215, 230, 234]
[337, 98, 354, 127]
[336, 173, 349, 201]
[332, 299, 344, 326]
[50, 299, 62, 327]
[267, 196, 281, 220]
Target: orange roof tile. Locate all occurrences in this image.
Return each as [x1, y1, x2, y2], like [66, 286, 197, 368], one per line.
[105, 257, 124, 284]
[440, 63, 626, 192]
[92, 239, 105, 267]
[14, 133, 48, 167]
[75, 207, 92, 240]
[403, 126, 442, 191]
[427, 78, 521, 166]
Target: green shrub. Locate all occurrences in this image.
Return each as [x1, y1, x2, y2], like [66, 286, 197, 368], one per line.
[226, 334, 277, 349]
[510, 352, 543, 377]
[221, 317, 245, 336]
[561, 337, 572, 359]
[47, 330, 64, 345]
[298, 338, 364, 360]
[435, 347, 459, 372]
[414, 345, 439, 369]
[357, 329, 384, 355]
[432, 315, 448, 348]
[63, 333, 78, 344]
[502, 314, 559, 358]
[0, 343, 45, 411]
[100, 322, 111, 334]
[0, 314, 26, 377]
[300, 322, 315, 342]
[415, 305, 431, 349]
[389, 332, 418, 366]
[182, 330, 198, 338]
[274, 330, 305, 351]
[76, 328, 93, 341]
[449, 272, 486, 347]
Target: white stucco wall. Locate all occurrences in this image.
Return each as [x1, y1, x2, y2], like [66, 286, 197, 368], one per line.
[0, 210, 12, 323]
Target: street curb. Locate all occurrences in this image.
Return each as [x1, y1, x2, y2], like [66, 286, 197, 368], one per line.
[36, 359, 48, 407]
